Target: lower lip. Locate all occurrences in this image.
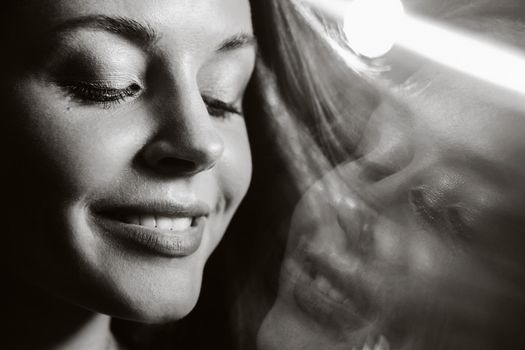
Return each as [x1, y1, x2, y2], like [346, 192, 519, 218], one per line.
[91, 214, 205, 258]
[284, 258, 367, 333]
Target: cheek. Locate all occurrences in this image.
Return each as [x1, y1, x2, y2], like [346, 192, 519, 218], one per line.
[373, 208, 463, 299]
[218, 121, 252, 209]
[6, 82, 145, 200]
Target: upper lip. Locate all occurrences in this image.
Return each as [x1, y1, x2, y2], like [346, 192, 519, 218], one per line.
[91, 198, 211, 219]
[291, 241, 376, 320]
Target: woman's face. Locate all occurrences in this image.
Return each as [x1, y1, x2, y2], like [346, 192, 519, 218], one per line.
[259, 9, 525, 350]
[3, 0, 255, 322]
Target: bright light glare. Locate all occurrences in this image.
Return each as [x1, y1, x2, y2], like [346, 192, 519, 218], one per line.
[343, 0, 404, 58]
[398, 17, 525, 97]
[299, 0, 525, 96]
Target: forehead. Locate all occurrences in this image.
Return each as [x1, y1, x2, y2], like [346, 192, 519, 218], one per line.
[380, 10, 525, 177]
[402, 63, 525, 148]
[14, 0, 253, 47]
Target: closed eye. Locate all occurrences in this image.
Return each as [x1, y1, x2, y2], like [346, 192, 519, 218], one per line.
[408, 187, 442, 227]
[202, 95, 242, 119]
[409, 187, 478, 246]
[445, 205, 477, 242]
[60, 81, 143, 108]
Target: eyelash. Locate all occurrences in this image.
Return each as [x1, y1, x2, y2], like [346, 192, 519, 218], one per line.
[409, 187, 441, 226]
[64, 82, 142, 109]
[445, 206, 475, 241]
[408, 188, 475, 243]
[202, 95, 242, 119]
[62, 82, 242, 118]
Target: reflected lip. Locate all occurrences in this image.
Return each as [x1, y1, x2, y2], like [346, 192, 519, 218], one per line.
[90, 200, 210, 258]
[283, 241, 378, 334]
[284, 253, 368, 333]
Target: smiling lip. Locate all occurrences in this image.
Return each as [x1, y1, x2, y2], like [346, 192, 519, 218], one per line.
[285, 258, 366, 333]
[283, 244, 375, 334]
[90, 200, 210, 258]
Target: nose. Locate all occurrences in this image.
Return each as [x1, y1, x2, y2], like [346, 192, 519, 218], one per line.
[336, 97, 415, 207]
[140, 87, 225, 177]
[142, 135, 224, 176]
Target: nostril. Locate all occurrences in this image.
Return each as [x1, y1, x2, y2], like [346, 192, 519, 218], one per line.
[140, 135, 222, 176]
[157, 157, 195, 172]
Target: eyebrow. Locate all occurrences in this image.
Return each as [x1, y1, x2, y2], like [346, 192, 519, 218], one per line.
[48, 15, 256, 52]
[444, 151, 522, 189]
[51, 15, 159, 48]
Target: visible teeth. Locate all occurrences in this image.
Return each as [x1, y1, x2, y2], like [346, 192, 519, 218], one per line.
[139, 215, 156, 228]
[156, 216, 173, 230]
[362, 336, 375, 350]
[374, 336, 390, 350]
[122, 215, 193, 231]
[171, 218, 192, 231]
[312, 274, 347, 303]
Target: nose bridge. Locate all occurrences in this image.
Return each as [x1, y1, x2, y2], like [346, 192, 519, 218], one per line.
[336, 99, 417, 209]
[170, 83, 224, 157]
[358, 97, 415, 175]
[141, 66, 224, 176]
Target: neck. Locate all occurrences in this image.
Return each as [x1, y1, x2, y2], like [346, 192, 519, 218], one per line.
[5, 273, 116, 350]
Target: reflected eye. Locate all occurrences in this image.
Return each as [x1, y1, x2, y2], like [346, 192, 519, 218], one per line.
[202, 95, 242, 119]
[445, 205, 477, 242]
[408, 187, 442, 226]
[61, 81, 143, 108]
[409, 187, 478, 244]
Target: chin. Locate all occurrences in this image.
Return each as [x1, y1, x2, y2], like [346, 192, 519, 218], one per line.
[76, 260, 206, 324]
[258, 300, 325, 350]
[50, 206, 212, 323]
[122, 292, 201, 324]
[258, 298, 375, 350]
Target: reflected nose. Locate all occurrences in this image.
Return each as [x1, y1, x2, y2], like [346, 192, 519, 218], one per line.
[140, 90, 225, 177]
[334, 97, 415, 208]
[354, 97, 414, 184]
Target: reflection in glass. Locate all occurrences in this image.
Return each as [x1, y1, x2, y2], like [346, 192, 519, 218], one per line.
[257, 1, 525, 349]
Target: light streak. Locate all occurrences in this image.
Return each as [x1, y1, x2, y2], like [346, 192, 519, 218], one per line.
[299, 0, 525, 96]
[397, 16, 525, 96]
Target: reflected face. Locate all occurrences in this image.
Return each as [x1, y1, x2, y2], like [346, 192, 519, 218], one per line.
[259, 11, 525, 350]
[3, 0, 255, 322]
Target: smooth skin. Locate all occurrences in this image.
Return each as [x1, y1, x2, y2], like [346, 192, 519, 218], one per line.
[3, 0, 255, 349]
